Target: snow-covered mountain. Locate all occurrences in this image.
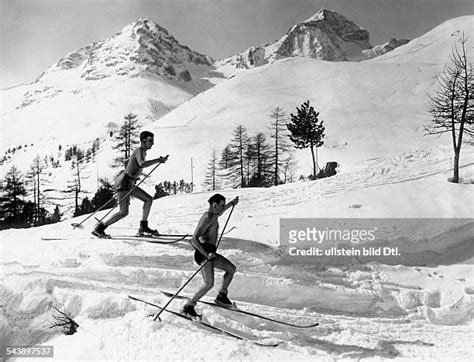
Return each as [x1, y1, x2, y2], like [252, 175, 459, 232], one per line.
[0, 18, 222, 152]
[216, 9, 408, 71]
[38, 18, 214, 85]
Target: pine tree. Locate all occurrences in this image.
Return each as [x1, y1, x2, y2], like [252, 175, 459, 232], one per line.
[203, 149, 219, 191]
[50, 205, 62, 223]
[113, 113, 140, 168]
[268, 107, 291, 185]
[219, 145, 233, 170]
[1, 165, 26, 226]
[28, 156, 48, 225]
[244, 142, 256, 186]
[92, 178, 116, 210]
[287, 101, 325, 179]
[227, 125, 250, 188]
[248, 133, 272, 187]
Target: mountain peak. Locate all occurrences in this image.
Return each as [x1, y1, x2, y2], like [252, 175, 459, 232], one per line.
[125, 17, 171, 39]
[38, 18, 214, 84]
[305, 8, 339, 22]
[221, 8, 372, 69]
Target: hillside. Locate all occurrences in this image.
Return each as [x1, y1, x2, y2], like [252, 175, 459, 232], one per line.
[2, 16, 473, 197]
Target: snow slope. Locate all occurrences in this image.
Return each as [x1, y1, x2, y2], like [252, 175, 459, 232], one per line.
[371, 15, 474, 64]
[1, 158, 473, 360]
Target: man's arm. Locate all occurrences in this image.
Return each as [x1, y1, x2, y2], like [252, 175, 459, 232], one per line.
[190, 213, 215, 260]
[218, 196, 239, 216]
[137, 151, 169, 168]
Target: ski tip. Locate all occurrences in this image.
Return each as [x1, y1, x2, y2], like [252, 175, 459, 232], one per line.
[71, 223, 83, 229]
[256, 338, 280, 347]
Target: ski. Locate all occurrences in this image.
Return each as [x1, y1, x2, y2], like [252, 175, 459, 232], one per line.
[46, 234, 189, 243]
[128, 295, 279, 347]
[160, 291, 319, 329]
[113, 234, 190, 244]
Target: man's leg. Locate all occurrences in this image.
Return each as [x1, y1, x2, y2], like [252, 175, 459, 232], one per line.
[93, 192, 129, 237]
[131, 187, 158, 234]
[131, 187, 153, 221]
[103, 191, 130, 227]
[188, 261, 215, 305]
[213, 254, 236, 294]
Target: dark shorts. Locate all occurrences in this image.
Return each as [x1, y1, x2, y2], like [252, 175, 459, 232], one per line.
[115, 172, 136, 192]
[194, 243, 217, 265]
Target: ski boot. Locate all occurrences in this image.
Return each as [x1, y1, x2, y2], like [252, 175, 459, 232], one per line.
[137, 220, 160, 237]
[92, 222, 111, 239]
[181, 304, 201, 319]
[214, 292, 236, 308]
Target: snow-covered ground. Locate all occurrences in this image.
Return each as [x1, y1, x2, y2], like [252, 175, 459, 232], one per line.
[1, 146, 473, 360]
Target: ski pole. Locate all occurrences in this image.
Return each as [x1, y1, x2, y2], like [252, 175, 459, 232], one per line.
[71, 156, 167, 229]
[216, 200, 236, 249]
[154, 202, 236, 321]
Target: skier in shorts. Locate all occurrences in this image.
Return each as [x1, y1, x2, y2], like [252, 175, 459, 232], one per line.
[182, 193, 239, 318]
[92, 131, 168, 238]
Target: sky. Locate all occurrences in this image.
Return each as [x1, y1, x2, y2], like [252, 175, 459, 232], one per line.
[1, 0, 473, 88]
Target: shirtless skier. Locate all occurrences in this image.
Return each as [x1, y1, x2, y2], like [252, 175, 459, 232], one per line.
[182, 193, 239, 318]
[92, 130, 168, 238]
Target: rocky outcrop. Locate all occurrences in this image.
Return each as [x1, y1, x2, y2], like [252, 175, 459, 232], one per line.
[363, 38, 410, 58]
[219, 9, 373, 69]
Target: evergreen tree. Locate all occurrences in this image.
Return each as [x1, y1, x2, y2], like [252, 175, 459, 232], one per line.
[91, 178, 116, 210]
[268, 107, 291, 185]
[219, 145, 233, 169]
[227, 125, 250, 188]
[21, 201, 36, 226]
[244, 142, 256, 186]
[113, 113, 140, 168]
[28, 156, 48, 225]
[1, 166, 26, 226]
[248, 133, 273, 187]
[287, 101, 325, 178]
[203, 149, 219, 191]
[50, 205, 62, 223]
[77, 197, 94, 216]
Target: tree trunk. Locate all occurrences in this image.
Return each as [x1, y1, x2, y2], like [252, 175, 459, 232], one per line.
[453, 149, 460, 183]
[310, 145, 317, 178]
